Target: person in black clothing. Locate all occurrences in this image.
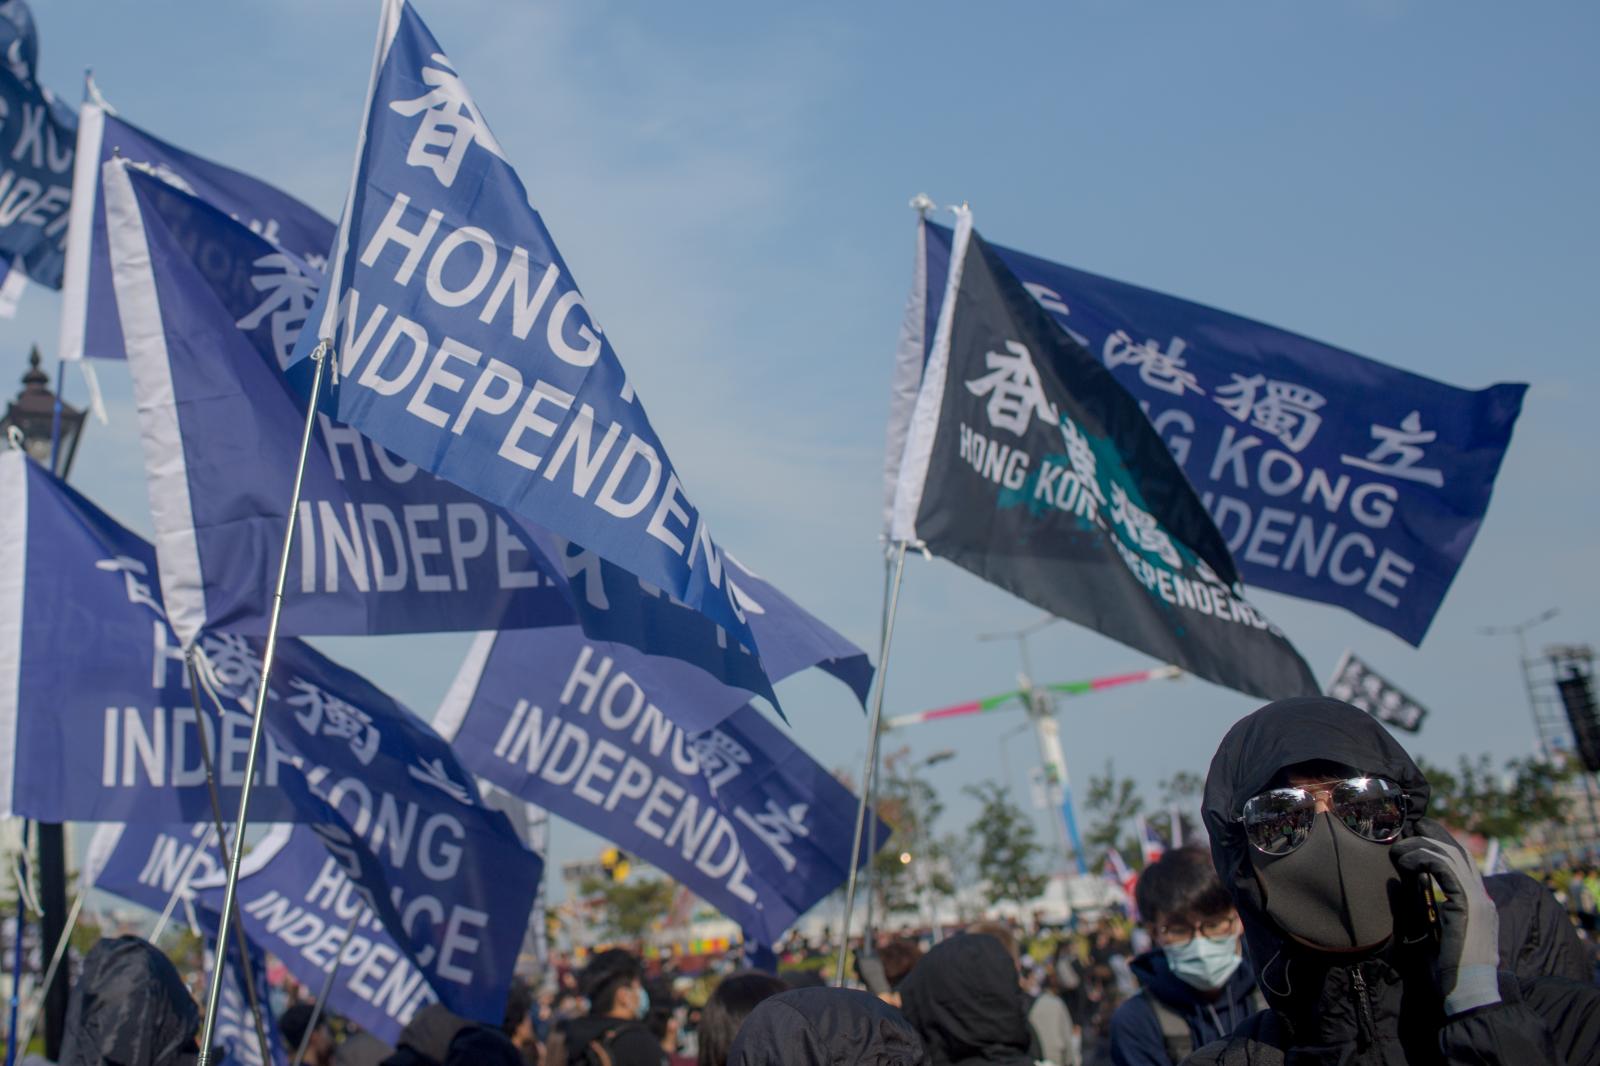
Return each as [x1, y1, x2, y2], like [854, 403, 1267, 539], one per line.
[546, 948, 665, 1066]
[1189, 696, 1600, 1065]
[898, 933, 1037, 1066]
[697, 971, 787, 1066]
[727, 986, 927, 1066]
[1109, 847, 1262, 1066]
[59, 936, 201, 1066]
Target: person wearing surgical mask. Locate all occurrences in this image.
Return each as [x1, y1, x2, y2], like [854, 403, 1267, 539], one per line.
[1186, 696, 1600, 1065]
[543, 949, 666, 1066]
[1109, 847, 1264, 1066]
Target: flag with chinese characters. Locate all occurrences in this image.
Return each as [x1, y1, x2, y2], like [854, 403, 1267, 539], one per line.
[292, 0, 769, 690]
[889, 213, 1319, 699]
[100, 160, 868, 730]
[433, 626, 885, 947]
[58, 96, 335, 364]
[897, 220, 1525, 646]
[1326, 650, 1428, 733]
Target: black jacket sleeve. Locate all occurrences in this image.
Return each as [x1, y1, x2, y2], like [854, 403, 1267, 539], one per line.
[1435, 972, 1600, 1065]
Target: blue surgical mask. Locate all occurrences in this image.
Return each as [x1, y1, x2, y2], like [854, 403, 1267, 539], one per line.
[635, 985, 651, 1019]
[1163, 934, 1243, 991]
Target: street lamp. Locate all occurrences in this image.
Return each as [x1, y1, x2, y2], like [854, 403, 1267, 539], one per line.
[1, 347, 85, 477]
[2, 346, 85, 1058]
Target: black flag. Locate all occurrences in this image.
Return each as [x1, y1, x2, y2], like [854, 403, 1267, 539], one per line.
[890, 214, 1318, 699]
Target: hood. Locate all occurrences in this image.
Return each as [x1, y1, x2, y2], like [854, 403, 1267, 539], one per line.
[394, 1003, 473, 1063]
[897, 934, 1032, 1066]
[1202, 697, 1430, 1008]
[1129, 949, 1258, 1017]
[58, 936, 200, 1066]
[444, 1025, 523, 1066]
[728, 987, 927, 1066]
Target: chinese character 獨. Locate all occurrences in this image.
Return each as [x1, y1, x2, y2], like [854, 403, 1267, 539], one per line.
[965, 339, 1058, 436]
[1339, 411, 1445, 487]
[1108, 482, 1183, 570]
[1102, 332, 1204, 397]
[692, 731, 753, 793]
[286, 678, 380, 766]
[387, 52, 507, 188]
[1213, 374, 1326, 453]
[235, 253, 317, 370]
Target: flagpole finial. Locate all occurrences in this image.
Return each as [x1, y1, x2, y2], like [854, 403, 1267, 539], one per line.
[908, 193, 935, 216]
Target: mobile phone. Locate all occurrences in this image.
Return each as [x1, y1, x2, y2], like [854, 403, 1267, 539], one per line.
[856, 952, 890, 996]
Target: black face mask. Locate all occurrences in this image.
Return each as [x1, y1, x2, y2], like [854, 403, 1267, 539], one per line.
[1250, 812, 1401, 951]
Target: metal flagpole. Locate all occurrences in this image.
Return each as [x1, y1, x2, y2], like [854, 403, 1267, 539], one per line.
[197, 343, 329, 1063]
[187, 656, 275, 1066]
[291, 912, 360, 1066]
[5, 821, 31, 1066]
[858, 552, 896, 959]
[12, 888, 84, 1056]
[834, 540, 909, 986]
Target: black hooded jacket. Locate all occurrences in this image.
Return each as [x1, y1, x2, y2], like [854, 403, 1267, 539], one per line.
[59, 936, 200, 1066]
[897, 934, 1036, 1066]
[1192, 697, 1600, 1066]
[727, 986, 927, 1066]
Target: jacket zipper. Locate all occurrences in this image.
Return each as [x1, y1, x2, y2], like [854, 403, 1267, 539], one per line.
[1350, 966, 1376, 1044]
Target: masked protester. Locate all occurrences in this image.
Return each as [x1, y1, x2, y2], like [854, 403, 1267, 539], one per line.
[1191, 696, 1600, 1065]
[544, 949, 665, 1066]
[1109, 847, 1261, 1066]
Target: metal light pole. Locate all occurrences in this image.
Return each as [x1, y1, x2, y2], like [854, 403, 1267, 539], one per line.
[1, 347, 86, 1060]
[1480, 608, 1560, 758]
[977, 616, 1086, 875]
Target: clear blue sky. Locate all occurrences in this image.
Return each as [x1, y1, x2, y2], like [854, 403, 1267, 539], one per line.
[6, 2, 1597, 890]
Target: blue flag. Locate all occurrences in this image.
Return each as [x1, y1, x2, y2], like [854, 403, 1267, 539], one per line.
[87, 823, 288, 1066]
[200, 910, 289, 1066]
[302, 0, 764, 663]
[103, 162, 865, 725]
[84, 821, 224, 918]
[193, 825, 435, 1046]
[907, 221, 1525, 645]
[194, 633, 544, 1025]
[435, 626, 885, 946]
[58, 97, 335, 365]
[0, 0, 74, 287]
[0, 451, 302, 824]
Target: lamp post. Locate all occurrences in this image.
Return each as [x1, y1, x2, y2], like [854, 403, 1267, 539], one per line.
[2, 347, 86, 1059]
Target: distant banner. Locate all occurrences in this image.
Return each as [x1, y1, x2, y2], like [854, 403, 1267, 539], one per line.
[297, 0, 767, 669]
[913, 221, 1525, 645]
[435, 627, 884, 945]
[1326, 651, 1428, 733]
[0, 1, 74, 287]
[194, 825, 436, 1046]
[58, 99, 334, 364]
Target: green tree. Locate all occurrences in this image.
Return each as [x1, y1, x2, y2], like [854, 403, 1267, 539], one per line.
[580, 875, 678, 941]
[1085, 760, 1145, 866]
[1153, 770, 1204, 846]
[870, 762, 948, 915]
[966, 780, 1047, 907]
[1417, 754, 1574, 841]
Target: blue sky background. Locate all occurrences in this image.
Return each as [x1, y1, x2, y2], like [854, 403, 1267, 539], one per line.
[5, 2, 1597, 896]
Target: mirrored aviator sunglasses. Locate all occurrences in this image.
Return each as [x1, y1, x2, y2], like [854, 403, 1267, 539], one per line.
[1240, 776, 1407, 856]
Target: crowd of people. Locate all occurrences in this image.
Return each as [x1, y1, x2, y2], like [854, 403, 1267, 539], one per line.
[24, 696, 1600, 1064]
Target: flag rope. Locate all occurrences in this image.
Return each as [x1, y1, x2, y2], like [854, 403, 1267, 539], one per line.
[833, 539, 908, 986]
[197, 342, 328, 1063]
